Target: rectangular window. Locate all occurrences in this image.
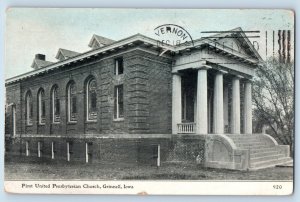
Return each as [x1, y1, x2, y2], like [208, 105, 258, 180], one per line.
[85, 142, 93, 163]
[37, 141, 42, 158]
[114, 57, 124, 75]
[114, 85, 124, 119]
[12, 105, 16, 137]
[67, 141, 73, 162]
[67, 142, 70, 162]
[152, 145, 161, 167]
[25, 141, 30, 156]
[51, 142, 55, 159]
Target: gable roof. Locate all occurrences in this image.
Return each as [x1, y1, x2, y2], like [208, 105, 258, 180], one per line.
[88, 34, 115, 48]
[31, 59, 53, 69]
[56, 48, 80, 60]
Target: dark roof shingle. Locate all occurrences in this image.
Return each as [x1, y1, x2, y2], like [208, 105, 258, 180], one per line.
[56, 48, 80, 60]
[88, 34, 115, 48]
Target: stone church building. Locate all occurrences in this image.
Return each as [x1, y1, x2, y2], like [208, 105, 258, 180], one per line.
[5, 27, 292, 170]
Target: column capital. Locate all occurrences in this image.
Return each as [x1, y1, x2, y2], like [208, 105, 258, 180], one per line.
[233, 75, 244, 80]
[171, 71, 183, 76]
[216, 69, 228, 74]
[243, 78, 253, 83]
[193, 65, 212, 70]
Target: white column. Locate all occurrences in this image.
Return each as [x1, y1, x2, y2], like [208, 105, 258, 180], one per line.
[213, 70, 227, 134]
[157, 144, 161, 167]
[223, 84, 229, 131]
[26, 141, 29, 156]
[172, 73, 182, 134]
[244, 81, 252, 134]
[38, 142, 41, 158]
[51, 142, 55, 159]
[231, 76, 241, 134]
[85, 142, 89, 163]
[67, 142, 70, 162]
[195, 65, 211, 134]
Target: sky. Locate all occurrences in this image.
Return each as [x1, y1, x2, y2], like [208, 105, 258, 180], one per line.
[5, 8, 294, 79]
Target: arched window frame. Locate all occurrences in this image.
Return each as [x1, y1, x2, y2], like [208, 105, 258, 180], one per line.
[86, 77, 98, 121]
[51, 85, 60, 123]
[38, 89, 46, 125]
[67, 81, 77, 122]
[25, 91, 33, 126]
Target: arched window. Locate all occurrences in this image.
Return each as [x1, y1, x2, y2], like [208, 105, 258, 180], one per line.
[25, 91, 33, 125]
[86, 78, 97, 121]
[38, 89, 46, 125]
[51, 85, 60, 123]
[67, 81, 77, 122]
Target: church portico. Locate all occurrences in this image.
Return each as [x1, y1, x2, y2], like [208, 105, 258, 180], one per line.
[172, 62, 252, 136]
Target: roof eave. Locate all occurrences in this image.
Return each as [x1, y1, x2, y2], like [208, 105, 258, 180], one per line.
[5, 34, 175, 84]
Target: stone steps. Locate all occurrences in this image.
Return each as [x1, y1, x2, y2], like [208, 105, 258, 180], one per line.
[229, 138, 264, 142]
[236, 142, 267, 147]
[250, 153, 286, 163]
[276, 160, 294, 167]
[250, 157, 293, 170]
[226, 135, 262, 139]
[223, 134, 292, 170]
[250, 150, 279, 158]
[250, 147, 278, 154]
[239, 145, 273, 150]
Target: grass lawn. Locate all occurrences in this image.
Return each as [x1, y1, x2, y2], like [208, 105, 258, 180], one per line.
[5, 156, 293, 181]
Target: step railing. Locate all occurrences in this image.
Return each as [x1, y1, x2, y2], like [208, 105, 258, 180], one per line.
[177, 123, 196, 134]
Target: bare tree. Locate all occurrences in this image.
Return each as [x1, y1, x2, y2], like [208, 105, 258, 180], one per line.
[253, 58, 294, 153]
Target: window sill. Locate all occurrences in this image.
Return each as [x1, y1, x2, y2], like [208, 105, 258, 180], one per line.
[86, 120, 97, 123]
[26, 124, 33, 127]
[51, 122, 61, 125]
[67, 121, 77, 125]
[38, 123, 46, 126]
[113, 118, 124, 122]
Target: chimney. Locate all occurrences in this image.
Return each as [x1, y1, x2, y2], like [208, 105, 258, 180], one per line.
[35, 54, 45, 61]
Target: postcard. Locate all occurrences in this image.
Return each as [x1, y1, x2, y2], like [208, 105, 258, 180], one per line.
[4, 8, 294, 195]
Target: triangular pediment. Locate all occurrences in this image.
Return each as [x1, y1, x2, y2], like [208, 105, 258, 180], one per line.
[216, 36, 259, 60]
[201, 27, 262, 61]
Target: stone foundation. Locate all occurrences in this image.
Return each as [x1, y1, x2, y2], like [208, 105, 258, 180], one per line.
[5, 133, 292, 170]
